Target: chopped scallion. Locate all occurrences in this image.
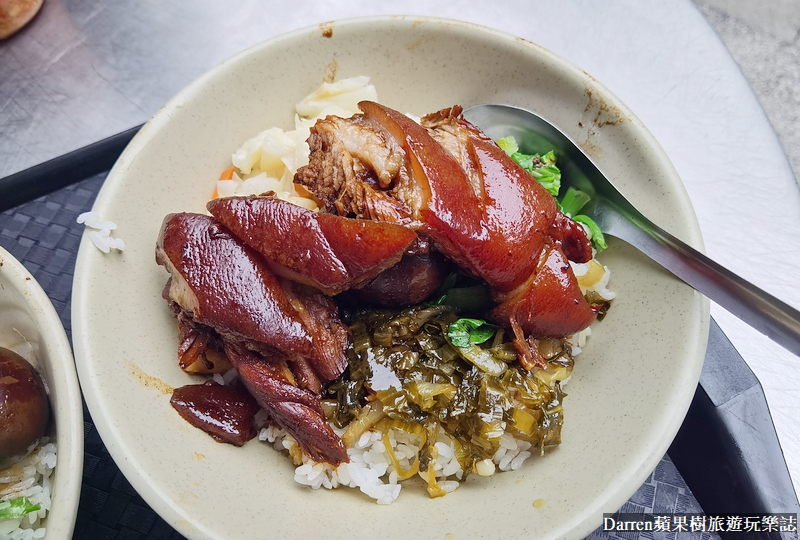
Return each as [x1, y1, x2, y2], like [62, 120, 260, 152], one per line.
[0, 497, 40, 519]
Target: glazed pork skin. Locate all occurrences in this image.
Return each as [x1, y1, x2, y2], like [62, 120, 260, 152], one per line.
[295, 103, 585, 294]
[225, 344, 349, 465]
[156, 212, 314, 357]
[170, 380, 260, 447]
[156, 212, 347, 384]
[207, 195, 418, 296]
[157, 212, 351, 462]
[294, 102, 598, 368]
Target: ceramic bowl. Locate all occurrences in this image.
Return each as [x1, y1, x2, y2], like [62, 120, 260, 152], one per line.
[0, 246, 84, 538]
[71, 16, 708, 539]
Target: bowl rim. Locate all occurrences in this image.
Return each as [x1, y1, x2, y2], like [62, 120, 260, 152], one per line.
[0, 245, 84, 538]
[73, 14, 709, 540]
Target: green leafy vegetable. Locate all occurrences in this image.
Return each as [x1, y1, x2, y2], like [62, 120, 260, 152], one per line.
[496, 136, 519, 155]
[498, 136, 608, 252]
[558, 187, 607, 251]
[519, 151, 561, 196]
[428, 285, 493, 312]
[0, 497, 40, 519]
[573, 215, 607, 251]
[448, 318, 497, 348]
[497, 136, 561, 196]
[559, 187, 591, 216]
[426, 271, 494, 312]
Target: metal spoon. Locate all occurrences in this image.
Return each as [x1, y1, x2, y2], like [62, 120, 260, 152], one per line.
[463, 103, 800, 356]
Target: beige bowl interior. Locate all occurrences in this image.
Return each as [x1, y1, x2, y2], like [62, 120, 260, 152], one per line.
[0, 246, 84, 539]
[72, 16, 708, 540]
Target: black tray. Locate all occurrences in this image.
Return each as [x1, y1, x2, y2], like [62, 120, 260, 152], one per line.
[1, 135, 798, 539]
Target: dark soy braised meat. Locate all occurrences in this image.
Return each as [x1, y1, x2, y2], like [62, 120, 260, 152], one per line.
[207, 195, 418, 296]
[491, 244, 596, 343]
[0, 347, 50, 468]
[170, 380, 260, 446]
[207, 193, 448, 306]
[355, 245, 451, 307]
[416, 106, 596, 366]
[174, 315, 232, 374]
[156, 213, 316, 361]
[277, 279, 350, 388]
[225, 344, 348, 465]
[293, 113, 416, 223]
[156, 212, 349, 384]
[156, 212, 351, 464]
[157, 100, 603, 464]
[296, 101, 598, 369]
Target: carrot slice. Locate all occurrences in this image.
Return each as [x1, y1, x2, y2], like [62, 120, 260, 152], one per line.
[211, 166, 237, 200]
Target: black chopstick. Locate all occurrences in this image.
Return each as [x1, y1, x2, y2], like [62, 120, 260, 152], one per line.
[0, 124, 143, 213]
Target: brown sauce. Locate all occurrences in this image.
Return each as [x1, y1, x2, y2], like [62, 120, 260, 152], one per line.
[170, 380, 260, 447]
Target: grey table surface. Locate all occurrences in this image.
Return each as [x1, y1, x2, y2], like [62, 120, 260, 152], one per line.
[694, 0, 800, 187]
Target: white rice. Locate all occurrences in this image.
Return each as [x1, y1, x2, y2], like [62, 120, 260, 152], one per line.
[568, 260, 614, 355]
[570, 259, 615, 301]
[256, 420, 539, 505]
[0, 441, 56, 540]
[77, 211, 125, 253]
[268, 265, 614, 504]
[225, 76, 377, 210]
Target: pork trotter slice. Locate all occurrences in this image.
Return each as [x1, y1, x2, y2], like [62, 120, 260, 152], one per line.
[208, 195, 418, 296]
[156, 212, 315, 359]
[226, 344, 349, 465]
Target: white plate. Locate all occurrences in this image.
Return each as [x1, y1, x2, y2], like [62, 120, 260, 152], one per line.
[1, 246, 84, 539]
[71, 16, 708, 540]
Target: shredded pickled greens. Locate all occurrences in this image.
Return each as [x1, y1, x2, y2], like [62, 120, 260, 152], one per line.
[327, 305, 573, 478]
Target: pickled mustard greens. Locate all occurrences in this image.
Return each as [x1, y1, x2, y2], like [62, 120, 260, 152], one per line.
[325, 304, 573, 485]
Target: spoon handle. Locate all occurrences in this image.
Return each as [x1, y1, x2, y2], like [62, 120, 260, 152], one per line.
[462, 103, 800, 355]
[601, 202, 800, 356]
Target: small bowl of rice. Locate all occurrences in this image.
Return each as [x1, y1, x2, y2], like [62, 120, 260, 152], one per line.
[0, 247, 84, 539]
